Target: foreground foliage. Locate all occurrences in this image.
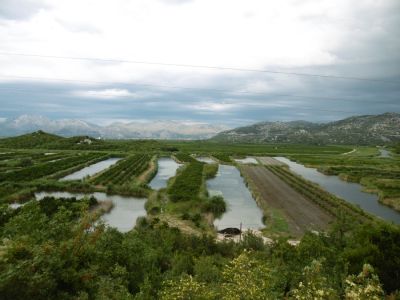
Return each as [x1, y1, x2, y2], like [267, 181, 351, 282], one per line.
[0, 200, 399, 299]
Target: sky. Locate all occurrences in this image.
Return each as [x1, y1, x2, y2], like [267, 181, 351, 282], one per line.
[0, 0, 399, 127]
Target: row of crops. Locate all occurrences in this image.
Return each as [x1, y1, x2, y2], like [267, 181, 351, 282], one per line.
[0, 152, 106, 182]
[173, 153, 196, 163]
[0, 152, 72, 172]
[211, 153, 232, 163]
[91, 154, 152, 186]
[323, 166, 400, 181]
[168, 161, 204, 202]
[266, 165, 374, 223]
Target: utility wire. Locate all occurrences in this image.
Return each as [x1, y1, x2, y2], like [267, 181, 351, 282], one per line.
[0, 52, 398, 84]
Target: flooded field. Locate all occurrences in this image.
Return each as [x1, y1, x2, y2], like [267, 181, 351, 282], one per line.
[234, 157, 258, 164]
[61, 157, 121, 181]
[35, 191, 146, 232]
[275, 157, 400, 224]
[206, 165, 264, 230]
[195, 157, 216, 164]
[149, 158, 182, 190]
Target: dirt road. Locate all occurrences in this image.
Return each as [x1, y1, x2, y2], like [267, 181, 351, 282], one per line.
[241, 165, 333, 237]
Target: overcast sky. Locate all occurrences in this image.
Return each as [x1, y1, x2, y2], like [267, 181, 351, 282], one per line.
[0, 0, 399, 127]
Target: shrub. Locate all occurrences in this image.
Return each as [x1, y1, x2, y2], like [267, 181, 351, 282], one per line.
[203, 196, 226, 217]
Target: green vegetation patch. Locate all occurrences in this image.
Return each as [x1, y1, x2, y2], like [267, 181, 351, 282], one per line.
[92, 154, 152, 186]
[203, 163, 218, 179]
[212, 153, 232, 163]
[173, 153, 196, 163]
[0, 152, 105, 182]
[168, 161, 204, 202]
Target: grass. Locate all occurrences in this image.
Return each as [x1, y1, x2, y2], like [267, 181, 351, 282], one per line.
[261, 209, 290, 237]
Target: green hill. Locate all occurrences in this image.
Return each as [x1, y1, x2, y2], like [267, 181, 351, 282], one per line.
[0, 130, 65, 148]
[0, 131, 107, 150]
[212, 112, 400, 145]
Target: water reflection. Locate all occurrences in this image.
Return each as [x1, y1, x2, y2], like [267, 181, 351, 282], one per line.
[234, 157, 258, 164]
[149, 158, 182, 190]
[275, 157, 400, 224]
[35, 191, 146, 232]
[206, 165, 264, 230]
[195, 157, 216, 164]
[61, 158, 121, 181]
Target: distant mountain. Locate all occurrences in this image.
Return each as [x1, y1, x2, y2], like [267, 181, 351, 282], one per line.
[0, 115, 229, 140]
[212, 113, 400, 145]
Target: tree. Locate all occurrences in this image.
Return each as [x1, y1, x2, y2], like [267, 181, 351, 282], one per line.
[344, 264, 384, 300]
[290, 260, 338, 300]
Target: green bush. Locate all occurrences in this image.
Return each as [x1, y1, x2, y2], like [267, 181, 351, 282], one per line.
[203, 196, 226, 217]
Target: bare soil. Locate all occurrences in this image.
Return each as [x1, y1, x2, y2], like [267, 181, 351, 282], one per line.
[241, 165, 333, 237]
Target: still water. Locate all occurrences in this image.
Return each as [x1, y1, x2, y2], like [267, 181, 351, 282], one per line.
[61, 158, 121, 181]
[149, 158, 182, 190]
[234, 157, 259, 164]
[195, 157, 216, 164]
[206, 165, 264, 230]
[275, 157, 400, 224]
[35, 191, 146, 232]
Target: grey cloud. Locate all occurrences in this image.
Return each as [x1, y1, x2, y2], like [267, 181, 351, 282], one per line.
[0, 0, 47, 20]
[56, 18, 102, 34]
[157, 0, 194, 5]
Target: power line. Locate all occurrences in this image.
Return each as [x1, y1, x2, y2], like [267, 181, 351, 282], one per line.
[0, 52, 398, 84]
[0, 74, 385, 103]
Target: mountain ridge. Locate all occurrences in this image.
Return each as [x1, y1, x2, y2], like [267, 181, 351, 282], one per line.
[212, 112, 400, 145]
[0, 115, 229, 140]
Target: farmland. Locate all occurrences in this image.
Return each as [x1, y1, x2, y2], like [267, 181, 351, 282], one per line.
[240, 165, 334, 237]
[0, 132, 399, 298]
[91, 154, 153, 186]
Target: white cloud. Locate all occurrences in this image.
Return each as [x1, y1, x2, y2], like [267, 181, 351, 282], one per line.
[2, 0, 397, 85]
[73, 88, 158, 99]
[189, 102, 242, 112]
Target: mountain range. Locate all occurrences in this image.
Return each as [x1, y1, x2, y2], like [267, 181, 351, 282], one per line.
[0, 115, 229, 140]
[1, 113, 399, 144]
[212, 112, 400, 145]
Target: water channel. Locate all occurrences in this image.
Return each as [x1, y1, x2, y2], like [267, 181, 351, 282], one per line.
[206, 164, 264, 230]
[35, 191, 146, 232]
[274, 157, 400, 224]
[149, 158, 182, 190]
[195, 157, 216, 164]
[61, 157, 121, 181]
[234, 157, 259, 164]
